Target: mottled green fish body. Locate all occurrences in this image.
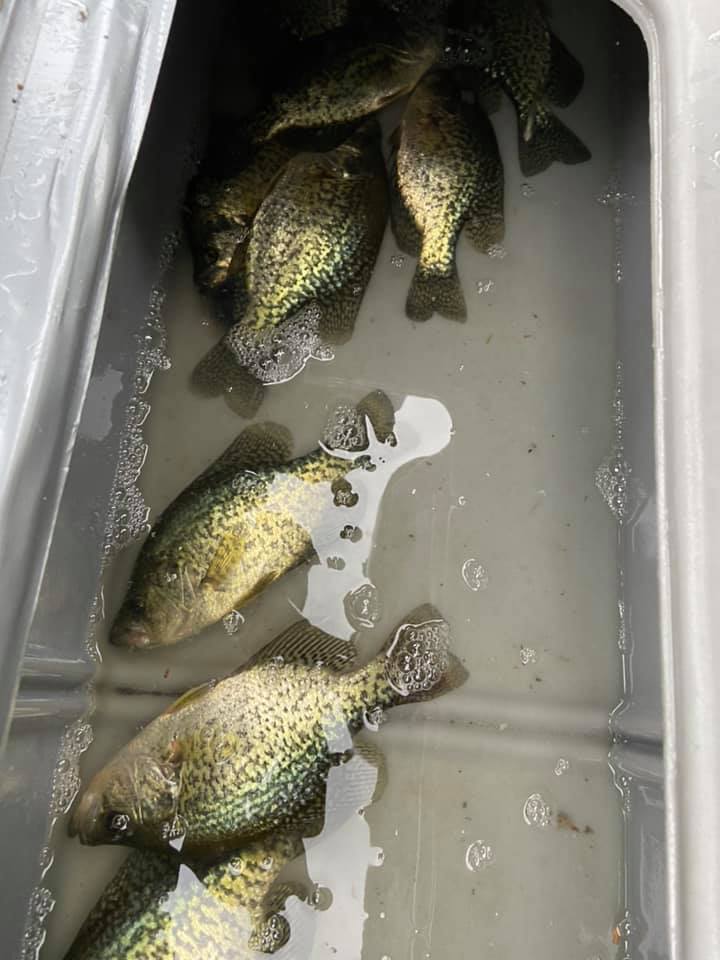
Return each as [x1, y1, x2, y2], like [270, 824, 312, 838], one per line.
[462, 0, 590, 174]
[71, 606, 467, 856]
[252, 24, 442, 143]
[64, 835, 302, 960]
[187, 138, 295, 295]
[391, 72, 504, 322]
[110, 392, 395, 650]
[191, 123, 388, 415]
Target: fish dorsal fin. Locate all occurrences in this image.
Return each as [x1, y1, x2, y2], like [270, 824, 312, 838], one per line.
[195, 422, 293, 486]
[161, 679, 217, 716]
[245, 620, 357, 672]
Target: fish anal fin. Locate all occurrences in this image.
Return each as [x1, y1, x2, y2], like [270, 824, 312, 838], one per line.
[191, 339, 266, 418]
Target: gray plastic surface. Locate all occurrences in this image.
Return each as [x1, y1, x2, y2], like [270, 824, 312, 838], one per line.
[0, 0, 176, 748]
[0, 0, 718, 958]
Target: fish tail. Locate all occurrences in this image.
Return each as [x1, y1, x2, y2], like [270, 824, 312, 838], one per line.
[191, 338, 265, 418]
[379, 604, 468, 705]
[406, 262, 466, 323]
[518, 107, 591, 177]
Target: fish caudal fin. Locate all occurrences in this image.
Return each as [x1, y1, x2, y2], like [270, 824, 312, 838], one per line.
[323, 389, 396, 452]
[518, 109, 591, 177]
[546, 32, 585, 108]
[381, 604, 468, 705]
[191, 339, 265, 418]
[406, 263, 466, 323]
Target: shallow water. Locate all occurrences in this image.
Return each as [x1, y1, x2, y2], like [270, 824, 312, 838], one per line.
[36, 1, 642, 957]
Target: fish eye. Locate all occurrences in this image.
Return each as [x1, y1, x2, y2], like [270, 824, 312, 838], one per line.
[106, 812, 131, 835]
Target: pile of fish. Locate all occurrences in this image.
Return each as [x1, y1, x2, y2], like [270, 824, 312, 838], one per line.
[187, 0, 589, 416]
[62, 0, 590, 957]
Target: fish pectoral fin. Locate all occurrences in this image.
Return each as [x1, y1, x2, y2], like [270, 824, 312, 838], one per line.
[202, 535, 246, 591]
[161, 682, 216, 716]
[246, 619, 357, 672]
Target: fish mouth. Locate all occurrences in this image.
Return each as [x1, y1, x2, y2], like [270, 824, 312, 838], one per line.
[68, 790, 105, 845]
[110, 618, 153, 649]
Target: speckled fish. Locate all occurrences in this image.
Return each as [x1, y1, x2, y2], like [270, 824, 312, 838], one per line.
[64, 835, 302, 960]
[460, 0, 590, 175]
[250, 17, 443, 143]
[70, 604, 466, 855]
[109, 391, 395, 650]
[390, 72, 504, 322]
[191, 122, 388, 416]
[187, 136, 295, 295]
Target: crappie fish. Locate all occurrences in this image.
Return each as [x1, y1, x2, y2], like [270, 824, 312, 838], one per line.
[109, 390, 395, 649]
[459, 0, 590, 175]
[64, 835, 302, 960]
[191, 123, 388, 416]
[70, 604, 467, 855]
[251, 18, 443, 143]
[187, 137, 294, 295]
[65, 746, 386, 960]
[390, 72, 504, 322]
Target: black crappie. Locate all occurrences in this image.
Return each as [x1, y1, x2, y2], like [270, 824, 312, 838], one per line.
[191, 122, 387, 417]
[457, 0, 590, 175]
[70, 605, 466, 856]
[64, 835, 302, 960]
[390, 71, 504, 322]
[109, 391, 395, 650]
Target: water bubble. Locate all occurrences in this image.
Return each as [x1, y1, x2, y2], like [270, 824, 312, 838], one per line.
[476, 279, 495, 294]
[340, 524, 362, 542]
[487, 243, 507, 259]
[386, 620, 450, 696]
[110, 813, 130, 833]
[363, 705, 386, 731]
[523, 792, 552, 827]
[554, 758, 570, 776]
[390, 254, 405, 269]
[345, 583, 382, 628]
[465, 840, 495, 871]
[311, 885, 333, 910]
[461, 558, 489, 592]
[226, 302, 334, 387]
[520, 646, 537, 666]
[326, 556, 346, 571]
[521, 182, 535, 198]
[222, 610, 245, 635]
[457, 495, 467, 506]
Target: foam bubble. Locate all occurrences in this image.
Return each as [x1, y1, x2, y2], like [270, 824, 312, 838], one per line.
[523, 793, 552, 827]
[465, 840, 495, 871]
